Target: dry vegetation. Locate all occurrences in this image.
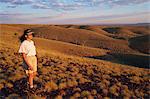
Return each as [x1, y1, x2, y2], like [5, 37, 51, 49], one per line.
[0, 24, 150, 98]
[0, 46, 149, 98]
[30, 25, 137, 53]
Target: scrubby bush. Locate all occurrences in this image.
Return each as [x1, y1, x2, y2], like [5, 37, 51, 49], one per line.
[91, 89, 97, 95]
[12, 58, 19, 64]
[97, 82, 106, 89]
[102, 89, 108, 96]
[6, 82, 13, 88]
[58, 82, 67, 90]
[130, 76, 142, 83]
[104, 97, 110, 99]
[59, 90, 66, 96]
[14, 33, 18, 35]
[0, 83, 4, 90]
[40, 67, 50, 75]
[55, 95, 62, 99]
[78, 77, 89, 84]
[81, 90, 90, 97]
[73, 92, 80, 98]
[120, 85, 131, 97]
[45, 81, 58, 92]
[8, 73, 24, 82]
[6, 93, 21, 99]
[109, 85, 119, 96]
[73, 87, 81, 92]
[87, 95, 94, 99]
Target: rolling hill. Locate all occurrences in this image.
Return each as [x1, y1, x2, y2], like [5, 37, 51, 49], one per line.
[0, 24, 149, 98]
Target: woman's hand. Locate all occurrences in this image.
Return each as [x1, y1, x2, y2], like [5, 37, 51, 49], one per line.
[22, 53, 33, 71]
[28, 66, 33, 71]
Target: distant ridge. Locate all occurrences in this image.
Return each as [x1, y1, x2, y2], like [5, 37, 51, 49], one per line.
[91, 23, 150, 26]
[132, 23, 150, 26]
[1, 23, 150, 26]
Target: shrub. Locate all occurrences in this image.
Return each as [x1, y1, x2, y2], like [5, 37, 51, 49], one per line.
[40, 67, 50, 75]
[6, 93, 21, 99]
[73, 87, 81, 92]
[14, 33, 18, 35]
[78, 77, 89, 84]
[67, 80, 74, 87]
[104, 97, 110, 99]
[27, 94, 43, 99]
[6, 82, 13, 88]
[72, 80, 78, 86]
[8, 73, 24, 82]
[0, 68, 2, 73]
[81, 90, 90, 97]
[91, 89, 97, 95]
[87, 69, 94, 75]
[73, 92, 81, 98]
[102, 79, 110, 86]
[102, 89, 108, 96]
[6, 58, 14, 66]
[45, 81, 58, 92]
[116, 82, 122, 87]
[122, 90, 131, 98]
[12, 59, 19, 64]
[70, 96, 76, 99]
[130, 76, 141, 83]
[58, 82, 67, 89]
[109, 85, 119, 96]
[97, 82, 106, 89]
[59, 90, 66, 96]
[134, 89, 144, 98]
[87, 95, 94, 99]
[0, 83, 4, 90]
[55, 95, 62, 99]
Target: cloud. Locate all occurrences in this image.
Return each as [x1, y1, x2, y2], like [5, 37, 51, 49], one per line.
[0, 11, 65, 24]
[0, 0, 149, 11]
[0, 0, 12, 3]
[32, 3, 50, 9]
[74, 0, 150, 7]
[0, 0, 149, 24]
[0, 0, 34, 5]
[0, 12, 32, 16]
[0, 11, 149, 24]
[111, 0, 150, 5]
[45, 11, 149, 24]
[0, 0, 83, 11]
[12, 0, 33, 5]
[7, 5, 17, 8]
[51, 3, 84, 11]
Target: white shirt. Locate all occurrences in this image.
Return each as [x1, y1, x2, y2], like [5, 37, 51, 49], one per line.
[18, 40, 36, 56]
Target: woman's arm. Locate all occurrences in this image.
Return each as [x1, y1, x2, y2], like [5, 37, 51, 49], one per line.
[22, 53, 33, 70]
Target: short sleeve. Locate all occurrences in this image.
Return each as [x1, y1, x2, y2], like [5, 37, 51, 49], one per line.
[18, 43, 27, 54]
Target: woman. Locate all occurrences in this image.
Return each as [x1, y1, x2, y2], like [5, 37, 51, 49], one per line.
[18, 29, 37, 88]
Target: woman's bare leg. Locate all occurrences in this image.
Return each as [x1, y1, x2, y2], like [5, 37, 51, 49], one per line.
[33, 72, 37, 78]
[29, 73, 34, 88]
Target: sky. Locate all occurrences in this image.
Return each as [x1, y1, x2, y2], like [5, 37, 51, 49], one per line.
[0, 0, 150, 24]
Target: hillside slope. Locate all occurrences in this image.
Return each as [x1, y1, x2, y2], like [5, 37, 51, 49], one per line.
[31, 26, 136, 54]
[0, 24, 149, 98]
[0, 44, 149, 98]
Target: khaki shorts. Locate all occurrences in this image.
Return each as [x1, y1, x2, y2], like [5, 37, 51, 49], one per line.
[22, 56, 37, 75]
